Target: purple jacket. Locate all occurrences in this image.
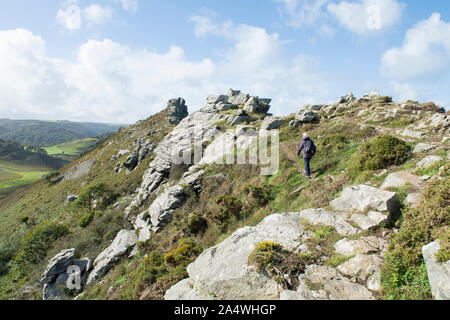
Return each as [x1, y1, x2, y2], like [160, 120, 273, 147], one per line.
[297, 137, 316, 159]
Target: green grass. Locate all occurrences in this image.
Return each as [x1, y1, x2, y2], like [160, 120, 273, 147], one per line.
[0, 162, 48, 189]
[44, 138, 99, 161]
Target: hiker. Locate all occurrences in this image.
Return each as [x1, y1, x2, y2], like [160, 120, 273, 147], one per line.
[297, 132, 316, 179]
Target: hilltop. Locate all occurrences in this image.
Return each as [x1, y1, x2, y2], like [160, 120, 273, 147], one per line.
[0, 91, 448, 301]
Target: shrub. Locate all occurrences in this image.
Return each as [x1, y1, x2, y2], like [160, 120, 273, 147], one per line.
[186, 212, 208, 235]
[381, 178, 449, 300]
[78, 211, 95, 228]
[348, 135, 411, 175]
[243, 184, 274, 207]
[319, 134, 349, 150]
[74, 183, 116, 209]
[163, 238, 202, 267]
[213, 195, 244, 230]
[15, 222, 70, 272]
[248, 241, 315, 290]
[42, 171, 61, 185]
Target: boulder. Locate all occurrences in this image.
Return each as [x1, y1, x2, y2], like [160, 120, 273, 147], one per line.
[243, 96, 270, 114]
[380, 171, 423, 191]
[417, 156, 442, 169]
[333, 236, 387, 256]
[406, 192, 421, 208]
[41, 249, 75, 285]
[87, 230, 138, 284]
[66, 195, 78, 204]
[295, 110, 318, 122]
[297, 265, 374, 300]
[164, 279, 213, 300]
[166, 212, 308, 300]
[413, 143, 438, 154]
[206, 95, 229, 105]
[422, 241, 450, 300]
[43, 283, 64, 301]
[260, 117, 284, 130]
[297, 208, 359, 236]
[399, 129, 426, 139]
[336, 254, 383, 283]
[350, 211, 388, 230]
[330, 185, 399, 215]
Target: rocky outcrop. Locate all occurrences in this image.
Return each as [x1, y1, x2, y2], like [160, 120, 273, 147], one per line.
[331, 185, 399, 217]
[413, 143, 438, 154]
[261, 117, 284, 130]
[134, 168, 204, 239]
[41, 249, 92, 300]
[125, 90, 270, 217]
[87, 230, 137, 284]
[167, 98, 189, 125]
[121, 137, 153, 172]
[422, 241, 450, 300]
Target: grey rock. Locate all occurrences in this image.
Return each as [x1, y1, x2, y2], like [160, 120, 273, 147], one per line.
[417, 156, 442, 168]
[41, 249, 75, 285]
[87, 230, 138, 284]
[66, 195, 78, 204]
[413, 143, 438, 154]
[334, 236, 387, 256]
[422, 241, 450, 300]
[298, 208, 359, 236]
[165, 279, 213, 300]
[331, 185, 399, 215]
[261, 117, 284, 130]
[295, 110, 318, 122]
[43, 283, 64, 300]
[167, 98, 189, 125]
[380, 171, 423, 191]
[207, 95, 229, 105]
[350, 211, 388, 230]
[337, 254, 383, 282]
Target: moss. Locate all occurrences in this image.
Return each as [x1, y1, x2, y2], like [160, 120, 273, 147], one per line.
[381, 178, 449, 300]
[348, 135, 411, 176]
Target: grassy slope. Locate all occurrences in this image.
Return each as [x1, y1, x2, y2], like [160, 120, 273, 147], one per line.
[43, 138, 100, 162]
[0, 103, 448, 300]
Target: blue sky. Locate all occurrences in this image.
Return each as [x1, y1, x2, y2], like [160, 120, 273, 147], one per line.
[0, 0, 449, 123]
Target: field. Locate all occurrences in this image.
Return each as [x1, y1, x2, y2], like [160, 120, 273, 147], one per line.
[43, 138, 99, 161]
[0, 162, 48, 190]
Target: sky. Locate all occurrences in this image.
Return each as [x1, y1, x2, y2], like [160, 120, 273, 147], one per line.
[0, 0, 449, 124]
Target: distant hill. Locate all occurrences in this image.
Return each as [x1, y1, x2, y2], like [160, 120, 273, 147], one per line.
[0, 139, 68, 170]
[0, 119, 126, 146]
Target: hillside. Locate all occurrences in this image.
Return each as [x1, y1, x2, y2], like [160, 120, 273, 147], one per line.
[0, 140, 68, 170]
[43, 138, 101, 162]
[0, 119, 125, 147]
[0, 92, 448, 301]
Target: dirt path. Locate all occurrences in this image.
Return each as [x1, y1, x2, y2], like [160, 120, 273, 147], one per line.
[280, 143, 303, 173]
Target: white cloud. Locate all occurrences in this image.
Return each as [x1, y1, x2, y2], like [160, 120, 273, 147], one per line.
[118, 0, 138, 12]
[381, 13, 450, 80]
[189, 15, 234, 38]
[56, 3, 82, 30]
[0, 23, 330, 123]
[327, 0, 405, 34]
[390, 81, 418, 101]
[83, 4, 113, 26]
[275, 0, 330, 28]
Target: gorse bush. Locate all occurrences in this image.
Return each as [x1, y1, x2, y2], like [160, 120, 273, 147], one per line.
[78, 211, 96, 228]
[163, 238, 203, 267]
[348, 135, 411, 175]
[14, 222, 70, 272]
[74, 183, 116, 210]
[381, 178, 449, 300]
[248, 241, 315, 290]
[213, 195, 244, 230]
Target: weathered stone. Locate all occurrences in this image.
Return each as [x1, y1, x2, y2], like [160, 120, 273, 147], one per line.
[337, 254, 383, 282]
[43, 283, 63, 301]
[400, 129, 426, 139]
[417, 156, 442, 168]
[334, 237, 387, 256]
[413, 143, 438, 154]
[41, 249, 75, 285]
[164, 279, 213, 300]
[298, 208, 359, 236]
[299, 265, 374, 300]
[260, 117, 284, 130]
[422, 241, 450, 300]
[87, 230, 138, 284]
[331, 185, 399, 215]
[207, 95, 228, 105]
[66, 195, 78, 204]
[350, 211, 388, 230]
[295, 110, 318, 122]
[380, 171, 423, 191]
[166, 212, 308, 300]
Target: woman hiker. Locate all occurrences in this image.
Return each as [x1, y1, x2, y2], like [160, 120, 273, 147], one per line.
[297, 132, 317, 179]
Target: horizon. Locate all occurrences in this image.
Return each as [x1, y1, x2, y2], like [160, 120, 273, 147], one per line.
[1, 0, 450, 123]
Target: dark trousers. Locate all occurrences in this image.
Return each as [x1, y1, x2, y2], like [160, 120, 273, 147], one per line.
[304, 157, 311, 177]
